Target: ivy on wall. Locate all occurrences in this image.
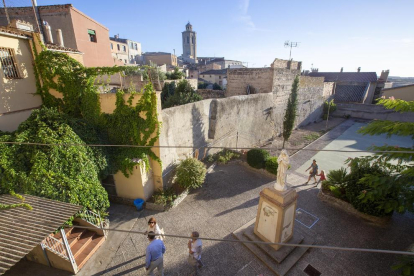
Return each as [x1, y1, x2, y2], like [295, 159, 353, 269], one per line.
[0, 42, 161, 213]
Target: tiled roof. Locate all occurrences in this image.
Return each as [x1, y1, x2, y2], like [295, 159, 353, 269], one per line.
[0, 26, 32, 38]
[382, 83, 414, 91]
[0, 194, 82, 275]
[46, 43, 82, 53]
[110, 37, 127, 43]
[143, 52, 172, 56]
[308, 72, 378, 83]
[200, 69, 227, 75]
[334, 84, 368, 103]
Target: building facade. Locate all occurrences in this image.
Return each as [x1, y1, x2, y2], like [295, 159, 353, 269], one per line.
[110, 35, 141, 65]
[199, 69, 227, 88]
[381, 84, 414, 101]
[143, 52, 177, 67]
[0, 4, 114, 67]
[182, 22, 197, 64]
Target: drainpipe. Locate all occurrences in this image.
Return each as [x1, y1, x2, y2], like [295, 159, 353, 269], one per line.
[31, 0, 45, 42]
[2, 0, 10, 25]
[56, 29, 64, 47]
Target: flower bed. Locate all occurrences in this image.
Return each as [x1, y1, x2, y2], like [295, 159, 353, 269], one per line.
[145, 184, 189, 212]
[317, 189, 391, 226]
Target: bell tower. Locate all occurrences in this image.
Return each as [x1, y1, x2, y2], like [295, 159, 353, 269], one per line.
[182, 22, 197, 64]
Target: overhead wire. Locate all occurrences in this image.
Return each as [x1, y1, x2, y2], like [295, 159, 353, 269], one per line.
[60, 224, 414, 257]
[0, 141, 413, 154]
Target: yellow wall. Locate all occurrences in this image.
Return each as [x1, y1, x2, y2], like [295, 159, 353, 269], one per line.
[382, 85, 414, 101]
[0, 33, 42, 131]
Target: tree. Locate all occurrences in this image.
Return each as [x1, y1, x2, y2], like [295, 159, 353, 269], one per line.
[163, 79, 202, 109]
[282, 75, 299, 148]
[166, 67, 184, 80]
[212, 83, 222, 90]
[357, 97, 414, 214]
[161, 81, 176, 108]
[176, 158, 207, 189]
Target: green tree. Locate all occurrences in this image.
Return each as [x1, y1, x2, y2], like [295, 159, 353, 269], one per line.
[282, 75, 299, 148]
[198, 82, 208, 89]
[161, 82, 176, 108]
[166, 67, 184, 80]
[212, 83, 222, 90]
[356, 97, 414, 214]
[163, 79, 202, 108]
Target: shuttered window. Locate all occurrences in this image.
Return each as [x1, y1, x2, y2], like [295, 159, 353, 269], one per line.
[0, 47, 21, 79]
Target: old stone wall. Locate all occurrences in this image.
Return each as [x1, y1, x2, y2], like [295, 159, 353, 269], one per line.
[197, 89, 225, 99]
[226, 68, 273, 97]
[159, 89, 325, 184]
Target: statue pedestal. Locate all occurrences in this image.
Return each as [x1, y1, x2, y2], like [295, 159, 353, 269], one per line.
[254, 187, 298, 250]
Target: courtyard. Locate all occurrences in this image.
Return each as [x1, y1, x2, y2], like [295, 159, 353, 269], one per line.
[5, 119, 414, 276]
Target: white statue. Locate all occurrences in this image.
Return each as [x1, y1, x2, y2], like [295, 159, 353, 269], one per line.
[274, 149, 290, 191]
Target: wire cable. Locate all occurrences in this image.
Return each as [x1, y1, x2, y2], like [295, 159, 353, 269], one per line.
[0, 141, 413, 154]
[60, 225, 414, 257]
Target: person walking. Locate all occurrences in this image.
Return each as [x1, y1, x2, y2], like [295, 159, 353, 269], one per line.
[305, 159, 318, 184]
[188, 231, 203, 275]
[145, 231, 166, 276]
[315, 170, 326, 186]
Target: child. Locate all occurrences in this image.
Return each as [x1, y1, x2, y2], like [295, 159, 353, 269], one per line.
[315, 170, 326, 186]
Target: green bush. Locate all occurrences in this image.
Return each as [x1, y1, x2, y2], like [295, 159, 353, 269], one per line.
[212, 83, 222, 90]
[247, 149, 270, 169]
[152, 188, 177, 206]
[265, 157, 278, 175]
[176, 158, 207, 189]
[323, 99, 337, 120]
[0, 108, 110, 215]
[198, 82, 208, 89]
[206, 149, 241, 164]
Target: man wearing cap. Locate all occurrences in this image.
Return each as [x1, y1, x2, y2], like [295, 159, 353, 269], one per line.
[145, 231, 166, 276]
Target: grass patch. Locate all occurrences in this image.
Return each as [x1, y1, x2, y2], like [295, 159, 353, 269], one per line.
[303, 133, 320, 142]
[205, 149, 241, 164]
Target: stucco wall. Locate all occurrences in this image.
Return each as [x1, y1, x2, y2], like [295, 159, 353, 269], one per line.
[0, 34, 42, 132]
[382, 85, 414, 101]
[159, 88, 325, 183]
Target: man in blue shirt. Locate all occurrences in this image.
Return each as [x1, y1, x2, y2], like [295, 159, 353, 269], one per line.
[146, 231, 166, 276]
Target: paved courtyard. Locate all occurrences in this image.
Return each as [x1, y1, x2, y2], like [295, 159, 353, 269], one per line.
[5, 119, 414, 276]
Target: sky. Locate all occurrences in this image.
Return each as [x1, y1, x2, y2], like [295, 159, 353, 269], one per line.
[10, 0, 414, 76]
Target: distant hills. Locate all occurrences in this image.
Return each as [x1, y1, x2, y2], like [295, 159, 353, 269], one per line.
[387, 76, 414, 88]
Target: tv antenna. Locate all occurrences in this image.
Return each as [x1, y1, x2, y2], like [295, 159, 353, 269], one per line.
[284, 41, 300, 60]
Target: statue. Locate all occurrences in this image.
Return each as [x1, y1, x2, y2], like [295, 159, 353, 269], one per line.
[274, 149, 290, 191]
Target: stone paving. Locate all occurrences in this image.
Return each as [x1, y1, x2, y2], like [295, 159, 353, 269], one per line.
[5, 119, 414, 276]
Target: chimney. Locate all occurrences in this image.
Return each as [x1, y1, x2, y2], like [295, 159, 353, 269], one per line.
[357, 67, 361, 72]
[42, 22, 53, 44]
[56, 29, 64, 47]
[115, 34, 119, 39]
[340, 67, 343, 72]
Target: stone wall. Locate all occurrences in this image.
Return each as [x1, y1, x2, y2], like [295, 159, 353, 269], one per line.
[159, 89, 325, 183]
[197, 89, 225, 99]
[335, 103, 414, 122]
[226, 68, 273, 97]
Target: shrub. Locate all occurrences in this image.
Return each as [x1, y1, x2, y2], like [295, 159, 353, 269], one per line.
[163, 80, 203, 109]
[176, 158, 207, 189]
[198, 82, 208, 89]
[152, 188, 177, 206]
[212, 83, 222, 90]
[323, 99, 337, 120]
[247, 149, 270, 169]
[265, 157, 278, 175]
[206, 149, 241, 164]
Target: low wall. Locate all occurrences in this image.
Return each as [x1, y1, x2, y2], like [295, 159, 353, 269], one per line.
[159, 90, 325, 183]
[335, 103, 414, 122]
[197, 89, 225, 99]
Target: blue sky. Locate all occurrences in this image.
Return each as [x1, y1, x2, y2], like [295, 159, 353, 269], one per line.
[30, 0, 414, 76]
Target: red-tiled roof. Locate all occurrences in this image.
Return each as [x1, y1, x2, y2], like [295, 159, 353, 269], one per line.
[0, 26, 32, 38]
[45, 43, 82, 53]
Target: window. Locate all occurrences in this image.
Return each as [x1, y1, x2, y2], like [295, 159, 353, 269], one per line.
[134, 43, 137, 50]
[124, 59, 127, 63]
[187, 36, 189, 43]
[117, 44, 120, 51]
[219, 76, 221, 79]
[130, 42, 133, 48]
[88, 29, 97, 42]
[110, 43, 113, 50]
[123, 45, 126, 52]
[0, 47, 21, 79]
[192, 37, 194, 44]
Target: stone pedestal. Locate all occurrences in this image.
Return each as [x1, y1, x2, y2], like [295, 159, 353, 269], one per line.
[254, 187, 298, 250]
